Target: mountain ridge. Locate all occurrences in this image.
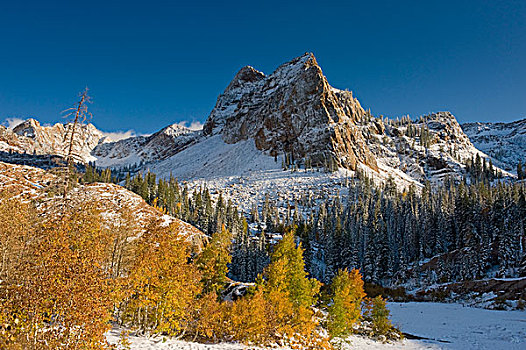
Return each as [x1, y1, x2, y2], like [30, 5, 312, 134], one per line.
[462, 117, 526, 172]
[0, 53, 520, 196]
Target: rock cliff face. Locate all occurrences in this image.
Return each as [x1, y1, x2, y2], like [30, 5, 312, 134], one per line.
[204, 53, 377, 171]
[0, 118, 103, 162]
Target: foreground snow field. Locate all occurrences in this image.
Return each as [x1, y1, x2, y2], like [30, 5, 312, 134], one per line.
[388, 302, 526, 349]
[107, 302, 525, 349]
[106, 329, 434, 350]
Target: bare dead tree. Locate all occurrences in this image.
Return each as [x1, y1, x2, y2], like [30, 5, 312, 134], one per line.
[61, 87, 92, 198]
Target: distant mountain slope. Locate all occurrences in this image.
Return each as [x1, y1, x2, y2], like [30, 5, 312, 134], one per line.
[462, 118, 526, 172]
[92, 123, 200, 167]
[0, 118, 103, 162]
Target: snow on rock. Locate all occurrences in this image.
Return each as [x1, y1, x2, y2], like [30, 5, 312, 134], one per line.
[0, 118, 104, 162]
[92, 123, 201, 168]
[203, 52, 378, 171]
[462, 117, 526, 172]
[361, 112, 511, 186]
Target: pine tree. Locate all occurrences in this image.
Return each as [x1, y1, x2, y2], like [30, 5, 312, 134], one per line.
[196, 226, 232, 294]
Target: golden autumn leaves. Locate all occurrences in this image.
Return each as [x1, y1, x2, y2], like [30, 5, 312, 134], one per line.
[0, 194, 394, 350]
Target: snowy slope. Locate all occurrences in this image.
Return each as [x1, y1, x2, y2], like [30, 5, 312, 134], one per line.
[148, 134, 420, 217]
[93, 123, 200, 168]
[0, 161, 205, 246]
[106, 329, 436, 350]
[462, 118, 526, 172]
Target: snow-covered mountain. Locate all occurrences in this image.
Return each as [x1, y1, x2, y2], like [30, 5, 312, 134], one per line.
[0, 53, 520, 209]
[203, 53, 377, 171]
[462, 118, 526, 172]
[363, 111, 497, 184]
[92, 123, 200, 167]
[0, 118, 103, 162]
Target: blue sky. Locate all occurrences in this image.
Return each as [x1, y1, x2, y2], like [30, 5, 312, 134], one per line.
[1, 0, 525, 134]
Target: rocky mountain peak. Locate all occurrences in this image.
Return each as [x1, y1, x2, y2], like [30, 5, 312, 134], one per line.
[203, 53, 378, 171]
[12, 118, 42, 137]
[224, 66, 266, 93]
[158, 123, 194, 138]
[1, 118, 103, 163]
[422, 111, 472, 145]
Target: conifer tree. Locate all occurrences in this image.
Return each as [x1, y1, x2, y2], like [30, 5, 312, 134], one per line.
[196, 226, 232, 294]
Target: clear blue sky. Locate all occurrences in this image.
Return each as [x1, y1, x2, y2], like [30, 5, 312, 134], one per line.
[1, 0, 525, 134]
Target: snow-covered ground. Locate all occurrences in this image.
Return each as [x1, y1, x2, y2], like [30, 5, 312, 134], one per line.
[149, 135, 358, 214]
[106, 329, 434, 350]
[147, 135, 421, 218]
[388, 302, 526, 349]
[107, 302, 525, 349]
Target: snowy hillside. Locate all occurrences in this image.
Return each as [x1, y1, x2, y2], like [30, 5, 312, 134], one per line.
[462, 118, 526, 172]
[0, 161, 205, 246]
[361, 112, 505, 185]
[93, 123, 200, 167]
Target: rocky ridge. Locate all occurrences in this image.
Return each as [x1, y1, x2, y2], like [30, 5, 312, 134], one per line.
[0, 118, 104, 162]
[462, 118, 526, 172]
[0, 54, 517, 193]
[361, 111, 497, 184]
[92, 123, 200, 167]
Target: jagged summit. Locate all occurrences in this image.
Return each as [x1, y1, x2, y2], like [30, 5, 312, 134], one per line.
[223, 65, 266, 93]
[0, 54, 518, 195]
[204, 53, 377, 171]
[1, 118, 103, 162]
[12, 118, 41, 137]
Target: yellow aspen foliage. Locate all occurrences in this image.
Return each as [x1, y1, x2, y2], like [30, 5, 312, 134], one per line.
[120, 220, 201, 336]
[0, 195, 38, 349]
[327, 268, 366, 338]
[1, 198, 116, 349]
[260, 229, 324, 346]
[228, 288, 271, 344]
[186, 292, 224, 341]
[363, 296, 395, 336]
